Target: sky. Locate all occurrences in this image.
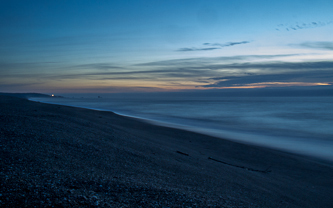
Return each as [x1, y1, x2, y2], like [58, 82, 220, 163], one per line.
[1, 0, 333, 93]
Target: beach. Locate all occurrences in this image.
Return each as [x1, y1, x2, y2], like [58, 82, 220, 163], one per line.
[1, 94, 333, 207]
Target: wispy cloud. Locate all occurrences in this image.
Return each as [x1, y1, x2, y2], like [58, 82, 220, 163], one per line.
[204, 73, 306, 87]
[204, 61, 333, 71]
[276, 21, 333, 31]
[177, 47, 220, 52]
[43, 60, 333, 89]
[0, 82, 43, 88]
[137, 54, 299, 67]
[298, 41, 333, 50]
[62, 86, 169, 93]
[2, 54, 331, 91]
[202, 68, 333, 88]
[203, 41, 250, 47]
[177, 41, 250, 52]
[72, 63, 123, 71]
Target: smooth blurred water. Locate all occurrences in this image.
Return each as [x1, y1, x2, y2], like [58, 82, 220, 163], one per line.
[30, 93, 333, 161]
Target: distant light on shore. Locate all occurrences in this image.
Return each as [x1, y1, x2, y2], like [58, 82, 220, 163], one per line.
[51, 94, 54, 97]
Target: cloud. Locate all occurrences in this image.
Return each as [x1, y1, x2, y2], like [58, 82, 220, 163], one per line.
[2, 55, 331, 92]
[276, 21, 333, 31]
[62, 86, 169, 93]
[72, 63, 123, 70]
[0, 61, 124, 81]
[203, 41, 250, 47]
[202, 70, 333, 88]
[177, 47, 220, 51]
[136, 54, 299, 67]
[298, 41, 333, 50]
[0, 82, 43, 88]
[48, 68, 211, 81]
[177, 41, 250, 52]
[204, 74, 301, 87]
[207, 61, 333, 71]
[44, 60, 333, 90]
[137, 59, 333, 88]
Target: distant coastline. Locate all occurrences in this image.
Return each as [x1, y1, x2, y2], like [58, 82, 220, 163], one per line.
[0, 92, 51, 98]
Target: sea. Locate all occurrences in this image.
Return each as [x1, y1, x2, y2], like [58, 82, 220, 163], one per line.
[29, 92, 333, 162]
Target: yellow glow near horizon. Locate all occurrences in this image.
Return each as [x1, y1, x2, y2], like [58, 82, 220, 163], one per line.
[201, 86, 266, 89]
[246, 82, 331, 87]
[316, 83, 331, 86]
[194, 82, 331, 90]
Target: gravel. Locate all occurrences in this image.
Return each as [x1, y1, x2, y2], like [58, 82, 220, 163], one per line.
[1, 94, 333, 207]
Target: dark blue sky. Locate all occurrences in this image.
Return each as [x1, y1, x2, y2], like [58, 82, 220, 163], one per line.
[1, 0, 333, 93]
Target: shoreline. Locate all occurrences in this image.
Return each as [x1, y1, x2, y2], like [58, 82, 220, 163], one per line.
[29, 96, 333, 163]
[1, 94, 333, 207]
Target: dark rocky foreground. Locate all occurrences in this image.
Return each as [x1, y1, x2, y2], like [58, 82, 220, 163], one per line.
[1, 94, 333, 207]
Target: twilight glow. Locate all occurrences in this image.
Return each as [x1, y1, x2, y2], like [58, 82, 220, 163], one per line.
[1, 0, 333, 93]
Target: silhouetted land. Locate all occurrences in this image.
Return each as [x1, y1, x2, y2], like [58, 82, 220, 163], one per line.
[1, 94, 332, 207]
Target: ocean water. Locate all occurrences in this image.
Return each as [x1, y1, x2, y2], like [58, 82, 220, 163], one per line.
[30, 93, 333, 161]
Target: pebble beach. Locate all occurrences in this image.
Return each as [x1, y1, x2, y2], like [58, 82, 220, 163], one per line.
[1, 94, 333, 207]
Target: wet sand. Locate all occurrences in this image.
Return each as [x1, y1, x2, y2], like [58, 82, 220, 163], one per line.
[1, 94, 332, 207]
